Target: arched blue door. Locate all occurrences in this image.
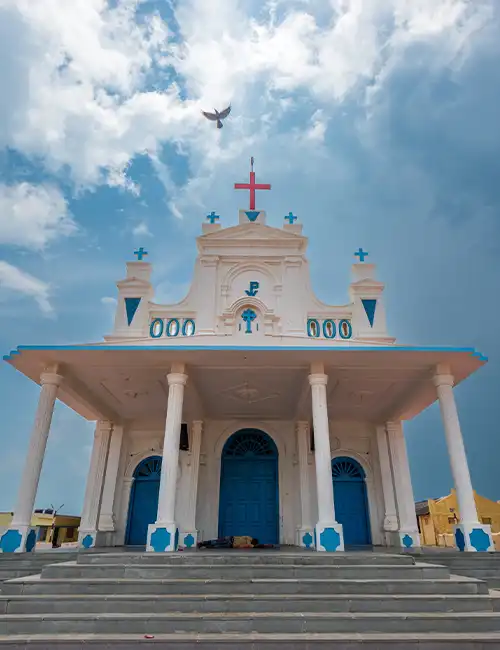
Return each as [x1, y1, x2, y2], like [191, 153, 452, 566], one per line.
[126, 456, 162, 546]
[218, 429, 279, 544]
[332, 456, 371, 547]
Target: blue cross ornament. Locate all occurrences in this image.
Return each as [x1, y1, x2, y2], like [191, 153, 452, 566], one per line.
[206, 211, 220, 224]
[241, 308, 257, 334]
[134, 247, 148, 261]
[284, 212, 297, 224]
[354, 248, 368, 262]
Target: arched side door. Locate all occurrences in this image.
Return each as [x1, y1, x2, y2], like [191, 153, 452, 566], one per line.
[332, 456, 371, 547]
[125, 456, 162, 546]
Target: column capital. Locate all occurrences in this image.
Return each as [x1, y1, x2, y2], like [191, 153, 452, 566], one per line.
[385, 421, 402, 434]
[167, 372, 188, 387]
[192, 420, 203, 430]
[296, 421, 309, 434]
[308, 373, 328, 387]
[40, 371, 63, 387]
[433, 372, 454, 388]
[96, 420, 114, 433]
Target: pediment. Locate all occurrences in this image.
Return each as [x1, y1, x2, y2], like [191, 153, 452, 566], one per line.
[197, 223, 307, 252]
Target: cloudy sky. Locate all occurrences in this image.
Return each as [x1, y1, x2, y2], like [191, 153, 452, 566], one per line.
[0, 0, 499, 516]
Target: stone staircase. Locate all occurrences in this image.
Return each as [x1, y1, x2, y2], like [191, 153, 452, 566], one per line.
[0, 550, 500, 648]
[0, 551, 77, 583]
[422, 551, 500, 590]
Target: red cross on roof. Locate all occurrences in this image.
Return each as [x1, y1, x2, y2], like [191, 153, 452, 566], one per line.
[234, 157, 271, 210]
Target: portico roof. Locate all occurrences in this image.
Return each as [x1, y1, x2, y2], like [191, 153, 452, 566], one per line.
[4, 344, 486, 425]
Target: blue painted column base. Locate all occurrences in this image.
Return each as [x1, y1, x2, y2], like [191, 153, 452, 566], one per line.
[296, 528, 315, 550]
[454, 523, 495, 552]
[315, 522, 345, 552]
[77, 530, 107, 550]
[147, 523, 179, 552]
[0, 526, 37, 554]
[179, 530, 198, 550]
[395, 530, 421, 552]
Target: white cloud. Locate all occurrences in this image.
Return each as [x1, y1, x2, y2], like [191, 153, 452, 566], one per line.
[101, 296, 117, 305]
[0, 0, 493, 197]
[0, 260, 53, 314]
[132, 221, 152, 237]
[0, 183, 76, 250]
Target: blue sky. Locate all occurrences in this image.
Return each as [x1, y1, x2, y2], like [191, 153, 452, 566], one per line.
[1, 0, 500, 515]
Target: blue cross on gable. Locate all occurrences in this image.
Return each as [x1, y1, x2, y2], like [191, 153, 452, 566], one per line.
[241, 308, 257, 334]
[285, 212, 297, 224]
[354, 247, 368, 262]
[206, 211, 220, 224]
[134, 247, 148, 261]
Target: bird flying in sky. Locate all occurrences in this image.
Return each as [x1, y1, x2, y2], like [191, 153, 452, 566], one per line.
[202, 105, 231, 129]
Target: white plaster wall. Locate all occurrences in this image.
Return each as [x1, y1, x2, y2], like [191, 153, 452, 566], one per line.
[109, 419, 387, 547]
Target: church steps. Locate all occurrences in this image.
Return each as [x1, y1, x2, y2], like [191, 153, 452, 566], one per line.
[2, 632, 500, 649]
[3, 611, 500, 635]
[0, 593, 497, 615]
[1, 576, 488, 596]
[76, 552, 416, 566]
[39, 562, 450, 581]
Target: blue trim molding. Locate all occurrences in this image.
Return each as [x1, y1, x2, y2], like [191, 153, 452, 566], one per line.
[149, 318, 164, 338]
[307, 319, 320, 338]
[339, 319, 353, 339]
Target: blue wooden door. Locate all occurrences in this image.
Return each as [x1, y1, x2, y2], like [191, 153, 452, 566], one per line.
[126, 456, 162, 546]
[332, 457, 371, 547]
[219, 429, 279, 544]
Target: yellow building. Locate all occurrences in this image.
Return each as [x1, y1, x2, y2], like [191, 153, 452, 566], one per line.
[416, 489, 500, 547]
[0, 510, 80, 547]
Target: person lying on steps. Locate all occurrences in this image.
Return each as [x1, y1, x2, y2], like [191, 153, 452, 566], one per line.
[197, 536, 258, 549]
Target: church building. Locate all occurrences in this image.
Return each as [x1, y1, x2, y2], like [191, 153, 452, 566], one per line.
[0, 160, 494, 555]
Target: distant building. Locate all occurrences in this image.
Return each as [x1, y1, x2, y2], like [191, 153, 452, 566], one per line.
[416, 490, 500, 547]
[0, 510, 80, 547]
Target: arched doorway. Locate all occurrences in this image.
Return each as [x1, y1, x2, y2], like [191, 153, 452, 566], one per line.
[332, 456, 371, 547]
[218, 429, 279, 544]
[126, 456, 162, 546]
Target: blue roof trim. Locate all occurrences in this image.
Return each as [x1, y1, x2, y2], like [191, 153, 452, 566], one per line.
[2, 344, 488, 363]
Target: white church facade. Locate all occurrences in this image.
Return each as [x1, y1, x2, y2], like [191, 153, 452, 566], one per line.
[0, 161, 495, 554]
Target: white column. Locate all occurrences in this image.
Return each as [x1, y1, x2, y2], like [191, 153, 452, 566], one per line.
[309, 368, 344, 552]
[386, 421, 420, 549]
[147, 366, 187, 552]
[98, 425, 124, 537]
[78, 420, 113, 549]
[433, 366, 493, 552]
[0, 370, 63, 553]
[296, 421, 314, 548]
[181, 420, 202, 549]
[376, 425, 399, 544]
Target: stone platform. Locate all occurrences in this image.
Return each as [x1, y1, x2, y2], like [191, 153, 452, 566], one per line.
[1, 550, 500, 648]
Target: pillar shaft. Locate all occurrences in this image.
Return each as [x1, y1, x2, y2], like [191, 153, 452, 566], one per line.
[309, 373, 335, 524]
[80, 421, 113, 533]
[434, 372, 478, 525]
[12, 371, 63, 528]
[156, 372, 187, 525]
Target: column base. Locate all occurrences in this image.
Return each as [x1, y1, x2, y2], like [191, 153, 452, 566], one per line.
[315, 522, 344, 552]
[393, 530, 421, 551]
[179, 530, 198, 550]
[147, 523, 179, 552]
[0, 526, 37, 553]
[454, 523, 495, 552]
[77, 530, 107, 550]
[296, 527, 315, 549]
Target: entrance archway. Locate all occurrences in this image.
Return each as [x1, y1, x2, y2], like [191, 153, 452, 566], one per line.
[126, 456, 162, 546]
[218, 429, 279, 544]
[332, 456, 371, 547]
